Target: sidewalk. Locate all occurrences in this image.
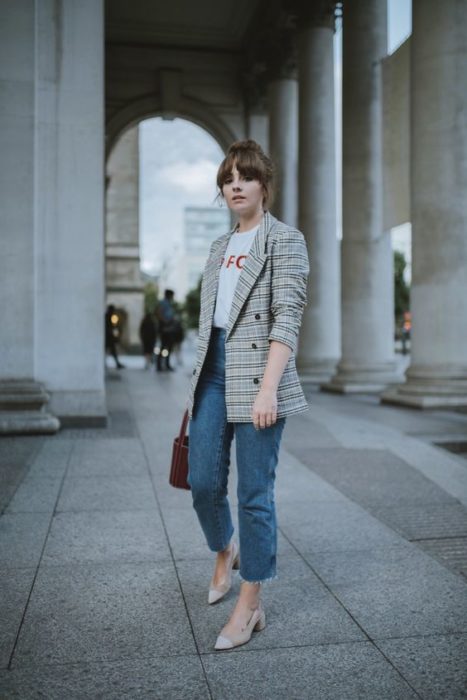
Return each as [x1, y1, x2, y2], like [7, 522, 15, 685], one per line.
[1, 357, 466, 699]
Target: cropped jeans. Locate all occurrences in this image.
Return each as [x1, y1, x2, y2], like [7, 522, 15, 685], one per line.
[188, 327, 285, 583]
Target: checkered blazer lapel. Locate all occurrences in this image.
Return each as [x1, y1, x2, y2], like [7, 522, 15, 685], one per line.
[199, 231, 231, 336]
[200, 212, 277, 338]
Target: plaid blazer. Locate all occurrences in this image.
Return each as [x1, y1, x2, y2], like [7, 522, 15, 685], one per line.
[187, 211, 310, 422]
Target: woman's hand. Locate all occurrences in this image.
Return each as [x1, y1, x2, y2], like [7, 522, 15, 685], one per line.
[252, 388, 278, 430]
[251, 340, 291, 430]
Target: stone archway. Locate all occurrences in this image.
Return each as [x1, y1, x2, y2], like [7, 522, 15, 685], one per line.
[105, 99, 237, 352]
[105, 94, 238, 161]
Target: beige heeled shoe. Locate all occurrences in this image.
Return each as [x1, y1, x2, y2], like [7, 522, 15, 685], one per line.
[214, 604, 266, 650]
[208, 540, 240, 605]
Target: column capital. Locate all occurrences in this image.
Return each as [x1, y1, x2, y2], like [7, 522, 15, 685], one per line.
[265, 31, 298, 82]
[242, 6, 298, 98]
[293, 0, 339, 31]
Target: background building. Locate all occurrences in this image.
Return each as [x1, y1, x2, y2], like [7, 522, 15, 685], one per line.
[183, 207, 231, 294]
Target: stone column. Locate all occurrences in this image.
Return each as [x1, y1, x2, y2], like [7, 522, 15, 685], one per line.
[247, 113, 269, 154]
[106, 125, 144, 352]
[382, 0, 467, 408]
[34, 0, 106, 425]
[323, 0, 399, 393]
[296, 3, 340, 382]
[0, 1, 58, 433]
[0, 0, 35, 380]
[267, 57, 298, 226]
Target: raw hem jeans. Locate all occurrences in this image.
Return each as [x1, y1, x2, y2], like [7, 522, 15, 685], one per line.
[188, 327, 285, 583]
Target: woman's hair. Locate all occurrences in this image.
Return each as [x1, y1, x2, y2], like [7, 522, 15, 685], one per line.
[216, 139, 275, 209]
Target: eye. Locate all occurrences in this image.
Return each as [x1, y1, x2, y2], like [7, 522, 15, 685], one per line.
[224, 177, 233, 184]
[243, 176, 253, 182]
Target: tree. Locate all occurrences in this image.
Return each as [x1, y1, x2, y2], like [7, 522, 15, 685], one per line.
[143, 282, 159, 314]
[394, 250, 410, 322]
[184, 276, 202, 330]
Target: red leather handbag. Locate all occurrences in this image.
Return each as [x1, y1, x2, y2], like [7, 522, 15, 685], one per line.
[169, 410, 191, 490]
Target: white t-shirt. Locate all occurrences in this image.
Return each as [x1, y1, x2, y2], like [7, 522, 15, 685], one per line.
[212, 225, 259, 329]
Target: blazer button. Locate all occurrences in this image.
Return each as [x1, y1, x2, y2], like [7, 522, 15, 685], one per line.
[255, 313, 261, 320]
[251, 343, 257, 349]
[253, 378, 259, 384]
[192, 369, 196, 375]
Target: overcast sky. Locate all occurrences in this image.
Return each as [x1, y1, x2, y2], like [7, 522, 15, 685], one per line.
[139, 0, 411, 278]
[139, 119, 226, 276]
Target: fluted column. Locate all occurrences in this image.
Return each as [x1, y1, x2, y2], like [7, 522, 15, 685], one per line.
[382, 0, 467, 408]
[0, 0, 59, 434]
[34, 0, 105, 425]
[296, 3, 340, 381]
[106, 125, 144, 351]
[323, 0, 399, 393]
[268, 78, 298, 227]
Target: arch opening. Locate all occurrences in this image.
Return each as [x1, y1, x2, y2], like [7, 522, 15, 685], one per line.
[105, 116, 230, 356]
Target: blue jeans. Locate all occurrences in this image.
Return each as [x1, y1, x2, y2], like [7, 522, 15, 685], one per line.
[188, 327, 285, 583]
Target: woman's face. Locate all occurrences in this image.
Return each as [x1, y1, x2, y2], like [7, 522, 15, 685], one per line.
[222, 165, 264, 216]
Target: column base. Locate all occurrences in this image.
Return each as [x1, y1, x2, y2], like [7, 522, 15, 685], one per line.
[297, 358, 338, 384]
[49, 390, 108, 428]
[0, 380, 60, 435]
[381, 364, 467, 409]
[321, 361, 402, 394]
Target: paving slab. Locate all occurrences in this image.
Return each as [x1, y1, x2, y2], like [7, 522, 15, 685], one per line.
[202, 642, 417, 699]
[304, 545, 467, 639]
[56, 475, 157, 512]
[41, 510, 171, 566]
[370, 502, 467, 540]
[67, 439, 148, 478]
[417, 537, 467, 579]
[5, 477, 62, 514]
[285, 447, 458, 508]
[0, 437, 44, 512]
[278, 499, 404, 553]
[0, 513, 51, 568]
[177, 555, 365, 654]
[71, 437, 145, 457]
[12, 561, 196, 667]
[302, 398, 467, 508]
[25, 439, 74, 479]
[0, 568, 35, 669]
[0, 655, 209, 699]
[275, 450, 348, 504]
[282, 411, 341, 449]
[377, 633, 467, 700]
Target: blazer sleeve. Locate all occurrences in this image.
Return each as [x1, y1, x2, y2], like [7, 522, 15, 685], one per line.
[268, 228, 310, 354]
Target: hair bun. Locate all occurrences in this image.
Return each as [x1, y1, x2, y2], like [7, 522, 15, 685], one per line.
[227, 139, 263, 156]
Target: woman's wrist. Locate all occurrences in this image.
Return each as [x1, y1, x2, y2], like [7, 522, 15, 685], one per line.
[260, 383, 278, 393]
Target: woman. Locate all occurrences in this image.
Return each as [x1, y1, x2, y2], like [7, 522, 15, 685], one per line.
[187, 139, 309, 650]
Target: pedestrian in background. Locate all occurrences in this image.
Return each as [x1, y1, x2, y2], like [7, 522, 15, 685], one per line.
[156, 289, 177, 371]
[105, 304, 124, 369]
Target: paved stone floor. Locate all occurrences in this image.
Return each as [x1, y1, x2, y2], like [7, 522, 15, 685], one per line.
[1, 354, 467, 699]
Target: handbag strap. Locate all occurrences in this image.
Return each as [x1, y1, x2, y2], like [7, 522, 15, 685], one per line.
[175, 410, 189, 459]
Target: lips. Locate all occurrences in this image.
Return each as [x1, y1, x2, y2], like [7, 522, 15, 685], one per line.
[232, 196, 245, 202]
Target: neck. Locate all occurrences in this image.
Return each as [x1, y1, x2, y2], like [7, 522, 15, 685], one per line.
[237, 209, 263, 233]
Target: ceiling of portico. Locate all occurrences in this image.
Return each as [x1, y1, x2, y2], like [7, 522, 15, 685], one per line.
[105, 0, 264, 50]
[104, 0, 325, 151]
